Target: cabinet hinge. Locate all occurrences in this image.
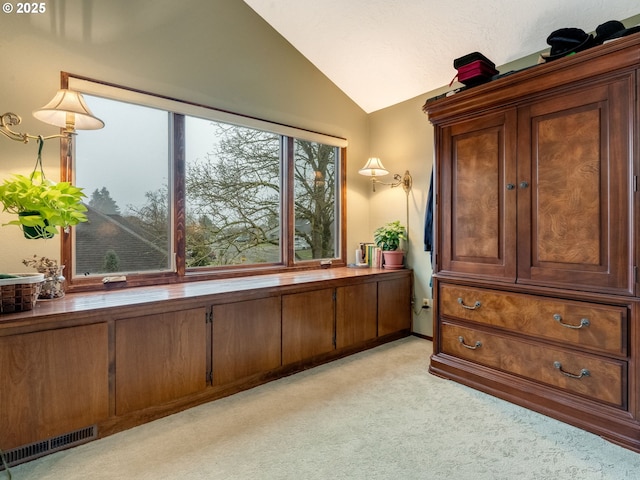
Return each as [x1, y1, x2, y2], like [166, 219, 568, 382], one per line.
[206, 370, 213, 385]
[206, 310, 213, 324]
[332, 291, 337, 301]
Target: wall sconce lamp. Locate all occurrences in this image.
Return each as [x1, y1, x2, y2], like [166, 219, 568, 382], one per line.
[358, 157, 412, 193]
[0, 89, 104, 145]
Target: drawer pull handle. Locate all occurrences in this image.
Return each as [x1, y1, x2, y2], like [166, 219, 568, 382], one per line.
[553, 361, 590, 379]
[458, 336, 482, 350]
[457, 298, 482, 310]
[553, 314, 590, 329]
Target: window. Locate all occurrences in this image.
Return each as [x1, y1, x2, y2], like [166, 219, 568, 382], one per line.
[74, 97, 172, 276]
[64, 75, 346, 288]
[293, 139, 338, 261]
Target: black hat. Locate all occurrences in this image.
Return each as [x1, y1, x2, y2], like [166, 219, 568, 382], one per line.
[594, 20, 631, 44]
[596, 20, 640, 43]
[594, 20, 640, 45]
[605, 24, 640, 42]
[543, 27, 594, 61]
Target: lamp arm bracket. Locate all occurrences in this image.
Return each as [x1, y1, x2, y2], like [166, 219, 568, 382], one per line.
[372, 170, 412, 194]
[1, 112, 66, 144]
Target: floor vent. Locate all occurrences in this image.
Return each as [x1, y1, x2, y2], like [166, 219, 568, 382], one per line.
[1, 425, 97, 469]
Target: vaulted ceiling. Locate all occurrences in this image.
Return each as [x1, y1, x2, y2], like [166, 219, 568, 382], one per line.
[243, 0, 639, 113]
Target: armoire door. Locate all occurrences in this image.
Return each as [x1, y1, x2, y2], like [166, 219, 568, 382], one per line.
[438, 109, 517, 281]
[516, 75, 633, 294]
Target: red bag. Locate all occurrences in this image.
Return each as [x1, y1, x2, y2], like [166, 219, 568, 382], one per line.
[451, 52, 498, 87]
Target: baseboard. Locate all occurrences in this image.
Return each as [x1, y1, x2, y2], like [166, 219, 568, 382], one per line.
[411, 332, 433, 341]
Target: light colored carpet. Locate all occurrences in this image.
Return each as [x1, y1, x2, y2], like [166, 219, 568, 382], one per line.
[8, 336, 640, 479]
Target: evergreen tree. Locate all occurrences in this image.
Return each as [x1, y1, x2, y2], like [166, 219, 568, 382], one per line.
[90, 187, 121, 215]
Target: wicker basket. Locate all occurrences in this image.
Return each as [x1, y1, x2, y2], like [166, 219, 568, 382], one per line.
[0, 273, 45, 313]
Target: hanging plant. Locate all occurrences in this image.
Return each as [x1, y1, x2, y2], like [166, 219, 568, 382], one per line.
[0, 137, 88, 239]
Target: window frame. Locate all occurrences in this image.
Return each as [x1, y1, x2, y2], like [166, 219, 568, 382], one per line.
[60, 73, 347, 291]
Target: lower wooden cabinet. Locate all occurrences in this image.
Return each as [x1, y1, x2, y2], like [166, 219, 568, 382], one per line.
[0, 323, 109, 450]
[0, 268, 412, 465]
[282, 288, 336, 364]
[115, 307, 208, 415]
[378, 276, 412, 336]
[212, 297, 281, 385]
[336, 282, 377, 348]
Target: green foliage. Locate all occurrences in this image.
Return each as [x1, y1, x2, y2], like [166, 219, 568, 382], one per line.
[373, 220, 407, 251]
[0, 170, 88, 237]
[102, 250, 121, 272]
[90, 187, 121, 215]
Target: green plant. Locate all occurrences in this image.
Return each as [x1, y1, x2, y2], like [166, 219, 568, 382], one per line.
[0, 140, 87, 238]
[373, 220, 407, 251]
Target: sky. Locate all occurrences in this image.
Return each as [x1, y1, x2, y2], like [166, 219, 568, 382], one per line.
[75, 96, 223, 213]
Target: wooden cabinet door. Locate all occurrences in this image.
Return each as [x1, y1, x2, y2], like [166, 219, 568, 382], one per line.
[212, 297, 281, 385]
[438, 109, 517, 281]
[517, 76, 633, 294]
[336, 282, 377, 348]
[115, 307, 207, 415]
[378, 276, 412, 336]
[0, 324, 109, 450]
[282, 288, 335, 364]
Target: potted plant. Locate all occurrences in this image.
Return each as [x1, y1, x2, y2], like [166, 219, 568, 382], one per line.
[373, 220, 407, 269]
[0, 141, 88, 239]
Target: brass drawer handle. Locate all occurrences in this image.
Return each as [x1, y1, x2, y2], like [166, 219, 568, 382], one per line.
[553, 361, 590, 379]
[457, 298, 481, 310]
[553, 314, 590, 329]
[458, 336, 482, 350]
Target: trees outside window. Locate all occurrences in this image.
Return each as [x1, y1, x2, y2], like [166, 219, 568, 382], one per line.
[67, 79, 344, 288]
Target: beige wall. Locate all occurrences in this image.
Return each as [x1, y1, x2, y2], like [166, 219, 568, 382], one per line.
[0, 0, 371, 275]
[368, 87, 447, 337]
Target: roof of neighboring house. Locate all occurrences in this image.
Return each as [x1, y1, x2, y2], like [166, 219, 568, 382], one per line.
[75, 205, 169, 276]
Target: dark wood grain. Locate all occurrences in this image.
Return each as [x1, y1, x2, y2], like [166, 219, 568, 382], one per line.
[282, 288, 335, 364]
[426, 35, 640, 452]
[439, 283, 627, 356]
[336, 282, 377, 348]
[0, 323, 109, 449]
[439, 110, 518, 280]
[441, 322, 625, 407]
[115, 308, 207, 415]
[378, 276, 412, 336]
[517, 78, 632, 294]
[212, 297, 281, 385]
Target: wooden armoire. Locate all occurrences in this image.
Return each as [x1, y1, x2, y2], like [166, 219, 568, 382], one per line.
[423, 34, 640, 451]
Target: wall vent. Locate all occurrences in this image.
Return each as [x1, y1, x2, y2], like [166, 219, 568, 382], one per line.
[0, 425, 97, 469]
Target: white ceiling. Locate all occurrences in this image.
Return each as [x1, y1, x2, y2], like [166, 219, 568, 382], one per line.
[243, 0, 639, 113]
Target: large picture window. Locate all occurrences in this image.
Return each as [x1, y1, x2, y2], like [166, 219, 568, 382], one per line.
[64, 75, 346, 288]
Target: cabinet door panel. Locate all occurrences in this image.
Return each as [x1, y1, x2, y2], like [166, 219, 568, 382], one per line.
[517, 77, 632, 294]
[378, 277, 411, 336]
[115, 308, 207, 415]
[212, 297, 281, 385]
[439, 109, 517, 280]
[336, 282, 377, 348]
[0, 324, 109, 449]
[282, 288, 334, 364]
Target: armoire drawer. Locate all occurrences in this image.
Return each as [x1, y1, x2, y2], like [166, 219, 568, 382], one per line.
[441, 322, 626, 407]
[439, 284, 627, 356]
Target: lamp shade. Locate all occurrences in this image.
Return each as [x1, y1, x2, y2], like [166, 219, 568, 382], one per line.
[358, 157, 389, 177]
[33, 89, 104, 131]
